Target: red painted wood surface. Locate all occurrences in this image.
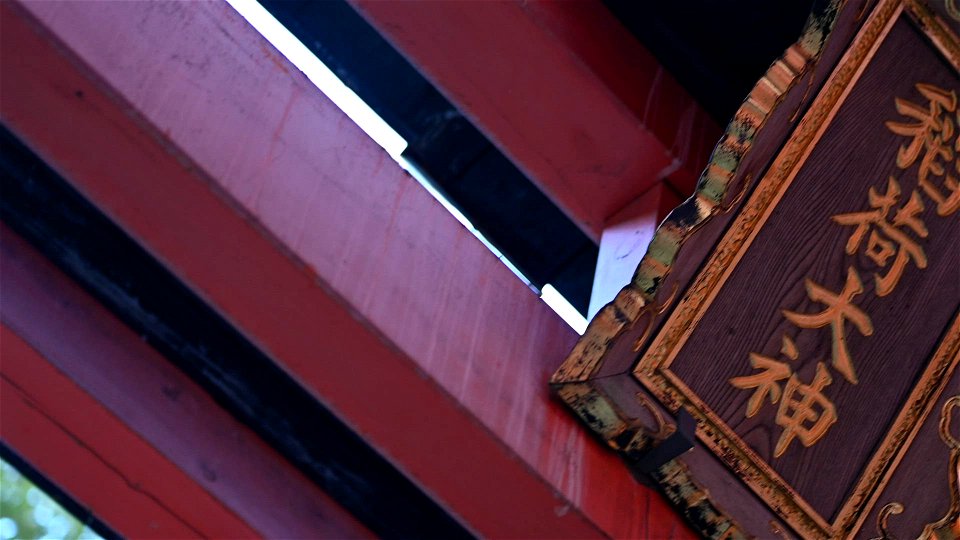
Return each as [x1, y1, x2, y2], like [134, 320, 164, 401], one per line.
[0, 227, 372, 540]
[350, 0, 721, 240]
[1, 337, 223, 540]
[0, 2, 694, 537]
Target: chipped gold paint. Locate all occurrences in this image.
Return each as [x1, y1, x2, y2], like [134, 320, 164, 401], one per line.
[632, 1, 960, 535]
[551, 0, 960, 539]
[652, 459, 750, 540]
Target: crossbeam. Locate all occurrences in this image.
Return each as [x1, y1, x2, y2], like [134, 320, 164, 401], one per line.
[351, 0, 721, 240]
[0, 229, 368, 539]
[0, 2, 693, 537]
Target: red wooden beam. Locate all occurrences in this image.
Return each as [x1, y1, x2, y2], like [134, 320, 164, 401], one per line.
[1, 346, 217, 540]
[1, 330, 246, 539]
[0, 2, 693, 537]
[0, 227, 371, 540]
[350, 0, 721, 240]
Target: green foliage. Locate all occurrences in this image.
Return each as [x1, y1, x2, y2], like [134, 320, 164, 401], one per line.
[0, 459, 102, 540]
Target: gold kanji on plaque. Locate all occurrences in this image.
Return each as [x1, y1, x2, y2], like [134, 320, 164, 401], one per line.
[886, 83, 960, 216]
[773, 362, 837, 458]
[832, 177, 929, 297]
[730, 335, 798, 417]
[782, 267, 874, 384]
[729, 335, 841, 457]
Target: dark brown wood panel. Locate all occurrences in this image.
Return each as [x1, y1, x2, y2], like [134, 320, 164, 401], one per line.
[554, 2, 957, 537]
[855, 367, 959, 538]
[594, 0, 880, 380]
[670, 16, 959, 521]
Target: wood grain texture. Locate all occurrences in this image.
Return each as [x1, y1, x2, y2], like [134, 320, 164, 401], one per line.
[552, 1, 960, 538]
[553, 0, 874, 389]
[0, 1, 694, 537]
[670, 17, 960, 520]
[855, 368, 960, 539]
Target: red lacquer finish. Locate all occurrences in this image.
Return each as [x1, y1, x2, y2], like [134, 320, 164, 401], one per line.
[1, 350, 216, 540]
[1, 328, 257, 539]
[350, 0, 721, 239]
[0, 227, 372, 539]
[0, 2, 695, 537]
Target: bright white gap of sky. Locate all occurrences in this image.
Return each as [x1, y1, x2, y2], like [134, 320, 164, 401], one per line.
[226, 0, 588, 334]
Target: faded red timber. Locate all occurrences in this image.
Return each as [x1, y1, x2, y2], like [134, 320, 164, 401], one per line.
[0, 1, 693, 538]
[0, 227, 372, 539]
[350, 0, 721, 240]
[1, 334, 226, 540]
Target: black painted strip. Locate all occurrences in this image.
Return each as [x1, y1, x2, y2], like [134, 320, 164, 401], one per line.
[0, 125, 472, 539]
[259, 0, 597, 313]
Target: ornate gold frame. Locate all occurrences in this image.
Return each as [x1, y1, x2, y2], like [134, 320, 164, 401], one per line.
[553, 0, 960, 538]
[632, 1, 960, 538]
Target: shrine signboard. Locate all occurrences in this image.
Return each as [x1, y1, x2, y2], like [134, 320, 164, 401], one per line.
[552, 1, 959, 538]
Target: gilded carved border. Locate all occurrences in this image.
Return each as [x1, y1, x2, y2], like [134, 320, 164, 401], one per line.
[551, 1, 847, 538]
[871, 395, 960, 540]
[634, 1, 960, 538]
[551, 0, 960, 538]
[551, 1, 843, 389]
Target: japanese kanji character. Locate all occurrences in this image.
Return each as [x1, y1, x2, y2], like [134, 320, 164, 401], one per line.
[886, 83, 960, 216]
[783, 267, 874, 384]
[832, 177, 928, 296]
[730, 335, 798, 417]
[773, 362, 838, 457]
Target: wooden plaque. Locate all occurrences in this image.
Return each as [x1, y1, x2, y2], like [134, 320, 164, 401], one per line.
[552, 1, 960, 538]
